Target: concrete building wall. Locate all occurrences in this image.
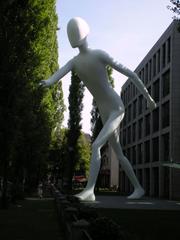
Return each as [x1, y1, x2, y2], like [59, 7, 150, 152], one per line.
[171, 23, 180, 199]
[119, 21, 180, 200]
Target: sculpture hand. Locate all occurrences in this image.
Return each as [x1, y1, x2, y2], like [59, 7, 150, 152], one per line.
[147, 97, 157, 111]
[39, 79, 51, 88]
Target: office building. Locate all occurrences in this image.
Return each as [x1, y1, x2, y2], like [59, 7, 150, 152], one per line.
[119, 21, 180, 199]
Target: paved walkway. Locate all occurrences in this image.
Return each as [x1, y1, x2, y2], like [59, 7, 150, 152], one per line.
[0, 198, 64, 240]
[83, 195, 180, 210]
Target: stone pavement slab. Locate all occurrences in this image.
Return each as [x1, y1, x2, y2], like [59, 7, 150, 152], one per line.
[83, 195, 180, 210]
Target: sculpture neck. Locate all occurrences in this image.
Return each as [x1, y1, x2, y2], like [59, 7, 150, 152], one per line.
[78, 39, 88, 53]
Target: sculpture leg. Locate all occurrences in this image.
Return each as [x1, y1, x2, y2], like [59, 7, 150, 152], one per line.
[109, 130, 145, 199]
[75, 111, 123, 201]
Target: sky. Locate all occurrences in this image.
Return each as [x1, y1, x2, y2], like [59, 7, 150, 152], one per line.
[55, 0, 174, 134]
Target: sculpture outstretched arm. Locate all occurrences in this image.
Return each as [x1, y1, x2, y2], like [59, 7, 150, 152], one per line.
[40, 59, 73, 87]
[100, 50, 156, 110]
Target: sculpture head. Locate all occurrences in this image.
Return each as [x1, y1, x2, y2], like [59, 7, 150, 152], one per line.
[67, 17, 90, 48]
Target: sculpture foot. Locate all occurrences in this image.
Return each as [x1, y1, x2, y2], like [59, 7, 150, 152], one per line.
[75, 190, 95, 202]
[127, 187, 145, 200]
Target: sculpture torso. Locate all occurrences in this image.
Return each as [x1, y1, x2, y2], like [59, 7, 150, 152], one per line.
[73, 49, 124, 119]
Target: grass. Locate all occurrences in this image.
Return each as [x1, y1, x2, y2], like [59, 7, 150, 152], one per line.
[0, 198, 64, 240]
[96, 208, 180, 240]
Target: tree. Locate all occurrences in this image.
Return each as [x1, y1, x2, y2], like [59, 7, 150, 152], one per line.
[62, 71, 85, 191]
[167, 0, 180, 31]
[0, 0, 64, 207]
[167, 0, 180, 17]
[75, 133, 91, 177]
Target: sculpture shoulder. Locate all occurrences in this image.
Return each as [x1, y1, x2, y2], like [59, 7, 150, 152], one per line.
[92, 49, 109, 58]
[92, 49, 113, 64]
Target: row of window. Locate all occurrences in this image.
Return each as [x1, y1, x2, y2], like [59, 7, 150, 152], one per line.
[121, 36, 171, 105]
[120, 166, 169, 197]
[121, 70, 170, 126]
[121, 101, 170, 144]
[123, 133, 169, 165]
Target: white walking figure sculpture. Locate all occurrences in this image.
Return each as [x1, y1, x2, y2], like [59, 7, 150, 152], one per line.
[40, 17, 156, 201]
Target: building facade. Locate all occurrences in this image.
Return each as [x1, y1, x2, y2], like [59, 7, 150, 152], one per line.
[98, 144, 119, 189]
[119, 21, 180, 199]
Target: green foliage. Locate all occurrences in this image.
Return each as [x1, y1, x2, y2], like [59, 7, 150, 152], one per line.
[0, 0, 65, 201]
[167, 0, 180, 31]
[75, 133, 91, 177]
[167, 0, 180, 17]
[62, 71, 85, 190]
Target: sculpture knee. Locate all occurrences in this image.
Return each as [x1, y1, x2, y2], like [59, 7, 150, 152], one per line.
[92, 140, 101, 152]
[118, 152, 127, 164]
[91, 141, 102, 159]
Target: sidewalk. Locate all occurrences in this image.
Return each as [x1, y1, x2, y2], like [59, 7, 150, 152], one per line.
[84, 195, 180, 210]
[0, 198, 64, 240]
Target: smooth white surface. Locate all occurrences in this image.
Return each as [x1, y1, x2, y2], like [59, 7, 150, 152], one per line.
[67, 17, 90, 48]
[41, 17, 156, 201]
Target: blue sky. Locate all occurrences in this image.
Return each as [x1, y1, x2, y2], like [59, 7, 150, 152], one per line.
[55, 0, 174, 134]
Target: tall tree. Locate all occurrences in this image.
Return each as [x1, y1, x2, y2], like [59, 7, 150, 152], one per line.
[0, 0, 64, 207]
[75, 132, 91, 177]
[167, 0, 180, 17]
[167, 0, 180, 31]
[62, 71, 85, 191]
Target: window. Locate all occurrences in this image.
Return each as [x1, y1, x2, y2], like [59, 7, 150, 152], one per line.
[153, 167, 159, 197]
[138, 118, 143, 139]
[138, 169, 143, 185]
[120, 131, 123, 145]
[145, 114, 150, 136]
[153, 54, 156, 77]
[141, 68, 144, 82]
[127, 126, 131, 144]
[162, 42, 166, 68]
[132, 85, 136, 98]
[128, 104, 132, 122]
[167, 37, 171, 63]
[145, 141, 150, 163]
[138, 143, 143, 164]
[123, 129, 126, 145]
[152, 137, 159, 162]
[121, 92, 124, 102]
[163, 168, 170, 198]
[162, 133, 170, 162]
[138, 95, 143, 115]
[124, 89, 127, 104]
[133, 99, 137, 118]
[162, 70, 170, 97]
[145, 168, 150, 195]
[128, 85, 131, 102]
[148, 86, 151, 95]
[153, 79, 160, 102]
[132, 146, 136, 165]
[132, 122, 136, 141]
[145, 63, 148, 84]
[153, 108, 159, 132]
[149, 59, 152, 81]
[157, 49, 160, 73]
[162, 101, 170, 128]
[127, 148, 131, 163]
